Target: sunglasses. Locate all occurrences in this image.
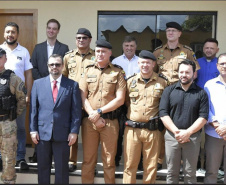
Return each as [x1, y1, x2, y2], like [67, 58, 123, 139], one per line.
[48, 63, 62, 67]
[76, 36, 89, 40]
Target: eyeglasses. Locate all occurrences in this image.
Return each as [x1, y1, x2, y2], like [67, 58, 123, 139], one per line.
[48, 63, 62, 67]
[76, 36, 88, 40]
[166, 29, 179, 33]
[218, 62, 226, 67]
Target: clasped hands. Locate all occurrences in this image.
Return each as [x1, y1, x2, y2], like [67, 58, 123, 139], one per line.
[88, 110, 105, 128]
[215, 124, 226, 140]
[174, 129, 191, 144]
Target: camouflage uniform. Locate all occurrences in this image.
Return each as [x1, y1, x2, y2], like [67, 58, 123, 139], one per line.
[0, 70, 26, 184]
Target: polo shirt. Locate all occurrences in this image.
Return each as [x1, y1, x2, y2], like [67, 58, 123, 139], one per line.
[159, 81, 209, 130]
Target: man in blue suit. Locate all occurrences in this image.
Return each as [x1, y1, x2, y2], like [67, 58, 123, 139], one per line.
[29, 54, 82, 184]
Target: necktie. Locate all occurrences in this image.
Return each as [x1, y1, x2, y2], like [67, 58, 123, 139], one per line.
[52, 80, 58, 103]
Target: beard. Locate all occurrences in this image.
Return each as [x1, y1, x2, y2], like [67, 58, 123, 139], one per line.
[6, 39, 17, 45]
[179, 77, 193, 85]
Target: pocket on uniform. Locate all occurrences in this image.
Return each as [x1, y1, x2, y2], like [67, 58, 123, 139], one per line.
[103, 75, 117, 93]
[68, 63, 77, 76]
[86, 78, 97, 91]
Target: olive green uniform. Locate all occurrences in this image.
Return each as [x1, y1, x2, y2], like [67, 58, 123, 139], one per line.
[0, 71, 26, 184]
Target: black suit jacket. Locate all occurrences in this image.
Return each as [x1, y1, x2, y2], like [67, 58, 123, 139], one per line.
[31, 40, 69, 80]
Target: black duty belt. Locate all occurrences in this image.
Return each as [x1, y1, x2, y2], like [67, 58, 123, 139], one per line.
[0, 115, 9, 122]
[84, 110, 118, 120]
[125, 118, 158, 131]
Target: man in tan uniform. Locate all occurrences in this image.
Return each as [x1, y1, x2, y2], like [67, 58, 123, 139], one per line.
[123, 50, 167, 184]
[62, 28, 95, 172]
[80, 40, 126, 184]
[0, 48, 26, 184]
[153, 21, 200, 170]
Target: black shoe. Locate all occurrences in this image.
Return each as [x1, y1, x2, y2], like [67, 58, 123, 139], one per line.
[69, 164, 77, 172]
[28, 152, 37, 163]
[94, 167, 98, 176]
[157, 163, 162, 171]
[0, 159, 2, 171]
[15, 159, 29, 170]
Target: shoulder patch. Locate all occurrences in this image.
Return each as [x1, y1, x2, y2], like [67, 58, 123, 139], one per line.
[154, 45, 163, 51]
[159, 73, 170, 86]
[113, 64, 123, 70]
[86, 64, 95, 68]
[126, 73, 136, 80]
[183, 45, 193, 51]
[65, 49, 74, 55]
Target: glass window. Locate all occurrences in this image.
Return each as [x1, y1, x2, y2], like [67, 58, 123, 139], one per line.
[98, 11, 217, 59]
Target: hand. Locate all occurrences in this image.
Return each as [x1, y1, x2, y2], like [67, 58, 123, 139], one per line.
[88, 110, 100, 123]
[30, 132, 39, 144]
[175, 129, 191, 143]
[68, 133, 78, 146]
[26, 96, 30, 106]
[222, 134, 226, 141]
[94, 117, 106, 128]
[215, 125, 226, 137]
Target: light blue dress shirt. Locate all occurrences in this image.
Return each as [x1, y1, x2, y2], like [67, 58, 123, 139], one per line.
[204, 76, 226, 138]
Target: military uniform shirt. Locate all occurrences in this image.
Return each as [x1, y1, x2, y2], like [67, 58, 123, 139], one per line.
[153, 43, 200, 84]
[62, 48, 95, 82]
[9, 72, 26, 115]
[79, 62, 126, 110]
[126, 72, 167, 123]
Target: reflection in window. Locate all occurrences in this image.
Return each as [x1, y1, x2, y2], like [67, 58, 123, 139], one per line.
[98, 12, 217, 58]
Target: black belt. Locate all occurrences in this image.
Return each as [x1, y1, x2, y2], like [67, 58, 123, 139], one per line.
[125, 119, 158, 131]
[0, 115, 9, 122]
[84, 111, 118, 120]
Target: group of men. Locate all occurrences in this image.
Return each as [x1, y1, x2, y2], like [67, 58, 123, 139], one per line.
[0, 18, 225, 185]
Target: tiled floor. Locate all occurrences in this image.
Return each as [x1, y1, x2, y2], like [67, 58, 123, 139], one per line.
[2, 144, 224, 184]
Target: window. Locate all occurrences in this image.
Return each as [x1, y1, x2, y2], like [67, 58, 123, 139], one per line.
[98, 11, 217, 59]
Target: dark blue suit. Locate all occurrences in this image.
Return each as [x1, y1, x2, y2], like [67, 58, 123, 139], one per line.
[30, 75, 81, 184]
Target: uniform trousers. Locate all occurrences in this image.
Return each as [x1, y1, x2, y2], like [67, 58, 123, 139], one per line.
[123, 126, 160, 184]
[165, 130, 201, 184]
[0, 119, 17, 184]
[81, 117, 119, 184]
[204, 134, 226, 184]
[158, 128, 166, 164]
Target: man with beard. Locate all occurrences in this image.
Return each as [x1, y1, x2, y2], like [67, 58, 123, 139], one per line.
[196, 38, 220, 89]
[0, 22, 33, 170]
[159, 59, 209, 184]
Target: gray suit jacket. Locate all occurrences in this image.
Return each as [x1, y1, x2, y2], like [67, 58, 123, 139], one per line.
[31, 40, 69, 80]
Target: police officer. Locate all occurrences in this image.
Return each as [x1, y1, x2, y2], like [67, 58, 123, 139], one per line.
[123, 50, 167, 183]
[80, 40, 126, 184]
[62, 28, 95, 172]
[153, 21, 200, 170]
[0, 48, 26, 184]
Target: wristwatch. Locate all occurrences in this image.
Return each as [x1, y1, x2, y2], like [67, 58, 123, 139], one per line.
[97, 108, 102, 116]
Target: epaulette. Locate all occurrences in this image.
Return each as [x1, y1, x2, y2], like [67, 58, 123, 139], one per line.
[126, 73, 137, 80]
[65, 49, 74, 55]
[85, 64, 95, 68]
[113, 64, 123, 70]
[159, 73, 170, 85]
[183, 45, 193, 51]
[154, 45, 163, 51]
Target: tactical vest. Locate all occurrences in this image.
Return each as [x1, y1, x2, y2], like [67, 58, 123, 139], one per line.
[0, 70, 17, 115]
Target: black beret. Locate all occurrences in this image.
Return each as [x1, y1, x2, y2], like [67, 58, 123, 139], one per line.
[95, 40, 112, 49]
[0, 47, 6, 57]
[139, 50, 156, 61]
[166, 22, 182, 31]
[77, 28, 92, 38]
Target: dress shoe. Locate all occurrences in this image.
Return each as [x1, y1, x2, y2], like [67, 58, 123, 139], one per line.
[69, 164, 77, 172]
[28, 152, 37, 163]
[15, 159, 29, 170]
[157, 163, 162, 171]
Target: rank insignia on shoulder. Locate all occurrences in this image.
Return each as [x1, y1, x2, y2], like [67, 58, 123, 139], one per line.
[183, 45, 193, 51]
[65, 50, 74, 55]
[113, 64, 123, 70]
[126, 73, 136, 80]
[154, 45, 163, 51]
[86, 64, 95, 68]
[159, 73, 168, 81]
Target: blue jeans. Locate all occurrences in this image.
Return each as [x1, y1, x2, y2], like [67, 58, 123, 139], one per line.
[16, 108, 27, 161]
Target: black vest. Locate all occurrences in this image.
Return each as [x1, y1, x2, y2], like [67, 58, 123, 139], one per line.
[0, 70, 16, 115]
